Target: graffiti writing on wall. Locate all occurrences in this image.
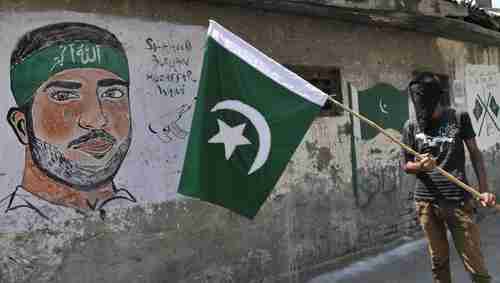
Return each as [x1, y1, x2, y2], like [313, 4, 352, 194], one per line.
[145, 37, 197, 98]
[465, 64, 500, 150]
[353, 83, 408, 209]
[141, 29, 201, 186]
[356, 158, 401, 208]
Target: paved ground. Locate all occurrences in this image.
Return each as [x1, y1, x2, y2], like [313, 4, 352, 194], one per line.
[309, 211, 500, 283]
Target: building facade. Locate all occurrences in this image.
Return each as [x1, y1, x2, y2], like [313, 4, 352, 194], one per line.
[0, 1, 499, 282]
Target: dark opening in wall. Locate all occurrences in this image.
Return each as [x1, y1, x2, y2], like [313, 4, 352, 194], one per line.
[286, 65, 343, 116]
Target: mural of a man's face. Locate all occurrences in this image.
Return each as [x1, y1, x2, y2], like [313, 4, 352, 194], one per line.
[12, 68, 131, 189]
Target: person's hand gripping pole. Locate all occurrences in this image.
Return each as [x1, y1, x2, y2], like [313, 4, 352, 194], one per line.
[415, 153, 437, 172]
[324, 95, 500, 211]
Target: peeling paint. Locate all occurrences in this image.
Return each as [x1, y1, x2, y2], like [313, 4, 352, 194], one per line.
[0, 1, 496, 283]
[316, 147, 333, 172]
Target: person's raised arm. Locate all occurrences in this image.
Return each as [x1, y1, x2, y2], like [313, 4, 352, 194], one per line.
[465, 138, 496, 207]
[461, 111, 496, 206]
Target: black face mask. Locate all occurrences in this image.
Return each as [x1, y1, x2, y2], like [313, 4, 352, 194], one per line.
[409, 76, 442, 132]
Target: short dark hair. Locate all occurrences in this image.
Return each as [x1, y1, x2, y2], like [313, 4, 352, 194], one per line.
[11, 22, 125, 66]
[11, 22, 126, 113]
[408, 72, 443, 100]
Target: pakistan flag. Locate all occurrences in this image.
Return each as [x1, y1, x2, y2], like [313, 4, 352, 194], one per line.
[178, 21, 328, 219]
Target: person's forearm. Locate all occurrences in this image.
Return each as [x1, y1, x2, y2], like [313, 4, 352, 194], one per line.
[470, 149, 489, 193]
[403, 161, 421, 174]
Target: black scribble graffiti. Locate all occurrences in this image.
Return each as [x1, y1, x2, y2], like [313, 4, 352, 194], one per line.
[146, 71, 196, 84]
[145, 37, 192, 53]
[148, 103, 193, 143]
[356, 159, 402, 209]
[151, 54, 190, 69]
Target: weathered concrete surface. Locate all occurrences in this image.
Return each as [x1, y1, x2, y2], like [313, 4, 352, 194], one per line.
[0, 1, 498, 283]
[309, 211, 500, 283]
[206, 0, 469, 16]
[205, 0, 500, 47]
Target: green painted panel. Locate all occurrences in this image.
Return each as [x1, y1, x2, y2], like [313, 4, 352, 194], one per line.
[358, 83, 409, 140]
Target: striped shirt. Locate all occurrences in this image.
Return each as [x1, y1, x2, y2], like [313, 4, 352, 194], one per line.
[401, 109, 476, 202]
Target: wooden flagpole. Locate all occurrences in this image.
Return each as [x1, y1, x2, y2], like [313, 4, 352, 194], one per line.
[325, 95, 500, 211]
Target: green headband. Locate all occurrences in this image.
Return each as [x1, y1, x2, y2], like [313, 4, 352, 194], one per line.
[11, 41, 129, 106]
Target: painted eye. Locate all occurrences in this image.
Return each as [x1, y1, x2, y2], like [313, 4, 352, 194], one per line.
[48, 90, 80, 102]
[101, 88, 124, 99]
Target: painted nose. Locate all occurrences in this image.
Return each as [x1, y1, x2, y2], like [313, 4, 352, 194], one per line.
[78, 107, 109, 129]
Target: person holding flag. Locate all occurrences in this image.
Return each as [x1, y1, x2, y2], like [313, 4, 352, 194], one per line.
[179, 22, 498, 283]
[401, 72, 495, 283]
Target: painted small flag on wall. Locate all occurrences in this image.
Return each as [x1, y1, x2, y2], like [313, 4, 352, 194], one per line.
[178, 20, 328, 218]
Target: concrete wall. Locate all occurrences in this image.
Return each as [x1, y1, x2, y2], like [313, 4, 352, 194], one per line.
[0, 1, 499, 283]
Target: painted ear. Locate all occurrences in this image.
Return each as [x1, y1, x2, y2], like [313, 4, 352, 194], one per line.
[7, 108, 28, 145]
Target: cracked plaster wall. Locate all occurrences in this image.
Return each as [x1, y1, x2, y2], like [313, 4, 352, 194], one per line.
[0, 1, 498, 283]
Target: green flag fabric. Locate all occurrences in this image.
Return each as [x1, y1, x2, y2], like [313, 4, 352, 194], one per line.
[358, 83, 409, 140]
[178, 20, 328, 219]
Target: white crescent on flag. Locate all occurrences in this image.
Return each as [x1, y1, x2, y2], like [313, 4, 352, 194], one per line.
[379, 99, 389, 114]
[210, 100, 271, 175]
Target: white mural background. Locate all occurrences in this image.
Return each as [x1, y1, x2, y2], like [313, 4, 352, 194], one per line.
[0, 11, 205, 231]
[465, 64, 500, 150]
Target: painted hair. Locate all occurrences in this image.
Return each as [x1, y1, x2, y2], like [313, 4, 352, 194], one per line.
[11, 22, 125, 66]
[10, 22, 128, 108]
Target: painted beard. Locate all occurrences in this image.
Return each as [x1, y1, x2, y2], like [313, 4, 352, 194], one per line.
[29, 130, 131, 190]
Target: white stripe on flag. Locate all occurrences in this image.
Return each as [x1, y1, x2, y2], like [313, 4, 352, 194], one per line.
[207, 20, 328, 107]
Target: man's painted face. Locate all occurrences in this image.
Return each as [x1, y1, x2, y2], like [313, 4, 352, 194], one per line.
[27, 68, 131, 189]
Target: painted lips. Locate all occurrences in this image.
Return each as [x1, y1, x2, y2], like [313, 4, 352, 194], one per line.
[73, 139, 114, 158]
[68, 130, 116, 159]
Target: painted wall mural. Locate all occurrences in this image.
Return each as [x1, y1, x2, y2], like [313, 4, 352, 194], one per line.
[465, 64, 500, 150]
[0, 12, 205, 231]
[5, 23, 137, 222]
[358, 83, 409, 140]
[148, 102, 194, 144]
[351, 83, 409, 208]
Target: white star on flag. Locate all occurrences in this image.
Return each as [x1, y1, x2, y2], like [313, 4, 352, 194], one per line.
[208, 119, 251, 160]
